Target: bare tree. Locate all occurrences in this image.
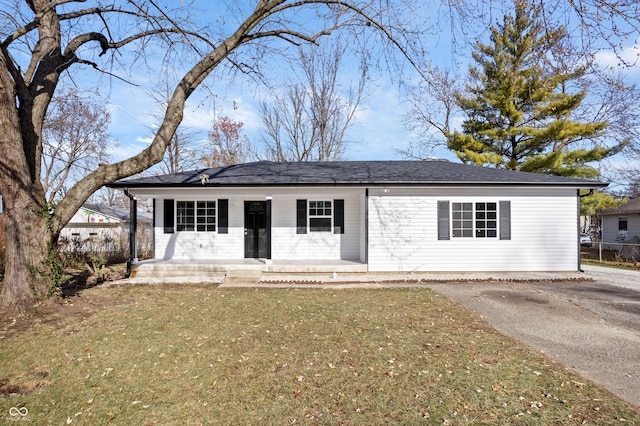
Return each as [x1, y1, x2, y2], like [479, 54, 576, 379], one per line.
[1, 0, 432, 311]
[41, 89, 111, 203]
[148, 76, 201, 174]
[400, 67, 462, 160]
[202, 116, 252, 167]
[0, 1, 637, 311]
[260, 40, 368, 161]
[92, 187, 130, 210]
[260, 86, 315, 161]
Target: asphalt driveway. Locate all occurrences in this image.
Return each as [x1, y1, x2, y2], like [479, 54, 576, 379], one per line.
[426, 265, 640, 409]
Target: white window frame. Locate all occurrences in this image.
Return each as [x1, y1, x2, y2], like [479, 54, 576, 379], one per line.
[309, 200, 332, 232]
[451, 201, 498, 239]
[176, 200, 216, 232]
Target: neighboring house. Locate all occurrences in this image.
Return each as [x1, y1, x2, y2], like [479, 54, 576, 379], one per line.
[598, 196, 640, 250]
[110, 161, 606, 273]
[59, 203, 152, 256]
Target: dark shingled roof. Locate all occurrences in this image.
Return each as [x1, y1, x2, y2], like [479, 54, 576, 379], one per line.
[83, 203, 152, 223]
[599, 197, 640, 215]
[109, 161, 608, 188]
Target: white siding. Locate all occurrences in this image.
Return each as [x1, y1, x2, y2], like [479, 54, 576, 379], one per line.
[271, 190, 361, 260]
[132, 185, 582, 271]
[367, 187, 580, 272]
[144, 187, 363, 261]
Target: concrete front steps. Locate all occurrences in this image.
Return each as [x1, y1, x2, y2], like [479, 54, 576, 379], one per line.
[129, 259, 367, 284]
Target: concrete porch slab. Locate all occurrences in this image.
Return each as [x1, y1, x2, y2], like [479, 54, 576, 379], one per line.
[129, 258, 368, 282]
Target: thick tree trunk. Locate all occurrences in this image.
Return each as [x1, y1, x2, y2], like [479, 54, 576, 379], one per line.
[0, 48, 53, 311]
[0, 193, 52, 311]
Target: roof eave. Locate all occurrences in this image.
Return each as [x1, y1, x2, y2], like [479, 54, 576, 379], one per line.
[110, 181, 608, 189]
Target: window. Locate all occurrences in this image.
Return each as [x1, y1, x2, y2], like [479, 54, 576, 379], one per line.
[177, 201, 195, 231]
[309, 200, 332, 232]
[618, 217, 629, 239]
[619, 218, 628, 231]
[297, 199, 344, 234]
[176, 200, 217, 232]
[475, 202, 497, 238]
[440, 201, 508, 240]
[196, 201, 216, 232]
[452, 202, 473, 238]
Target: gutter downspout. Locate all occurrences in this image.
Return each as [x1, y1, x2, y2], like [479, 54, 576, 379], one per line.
[578, 189, 595, 272]
[125, 189, 138, 277]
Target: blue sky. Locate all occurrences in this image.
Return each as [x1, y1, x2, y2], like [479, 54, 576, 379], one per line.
[103, 2, 640, 175]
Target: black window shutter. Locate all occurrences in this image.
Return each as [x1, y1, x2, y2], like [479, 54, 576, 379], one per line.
[334, 199, 345, 234]
[499, 201, 511, 240]
[164, 199, 174, 234]
[152, 199, 156, 228]
[218, 199, 229, 234]
[296, 199, 307, 234]
[437, 201, 450, 240]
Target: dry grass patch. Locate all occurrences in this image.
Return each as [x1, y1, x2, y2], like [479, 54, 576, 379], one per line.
[0, 285, 637, 425]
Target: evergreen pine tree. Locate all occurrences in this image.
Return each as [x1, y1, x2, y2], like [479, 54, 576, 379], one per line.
[447, 1, 620, 178]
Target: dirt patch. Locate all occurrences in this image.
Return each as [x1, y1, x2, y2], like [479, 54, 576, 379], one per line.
[0, 267, 129, 339]
[0, 369, 51, 396]
[0, 292, 125, 340]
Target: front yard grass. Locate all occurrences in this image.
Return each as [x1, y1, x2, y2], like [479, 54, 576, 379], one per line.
[0, 285, 637, 424]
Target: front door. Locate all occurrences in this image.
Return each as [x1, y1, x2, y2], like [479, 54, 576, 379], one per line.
[244, 201, 268, 258]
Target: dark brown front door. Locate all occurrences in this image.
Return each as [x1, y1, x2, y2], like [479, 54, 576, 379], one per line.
[244, 201, 267, 258]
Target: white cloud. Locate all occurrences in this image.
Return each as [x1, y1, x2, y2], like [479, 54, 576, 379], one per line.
[595, 45, 640, 75]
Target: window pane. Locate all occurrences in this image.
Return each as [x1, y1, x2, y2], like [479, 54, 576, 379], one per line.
[309, 200, 332, 223]
[186, 200, 216, 232]
[475, 201, 497, 238]
[452, 202, 473, 238]
[310, 218, 331, 232]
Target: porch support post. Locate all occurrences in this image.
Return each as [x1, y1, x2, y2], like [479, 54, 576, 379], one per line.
[125, 189, 138, 276]
[266, 196, 272, 262]
[365, 188, 369, 269]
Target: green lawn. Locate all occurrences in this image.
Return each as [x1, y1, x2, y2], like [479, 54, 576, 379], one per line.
[1, 285, 637, 425]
